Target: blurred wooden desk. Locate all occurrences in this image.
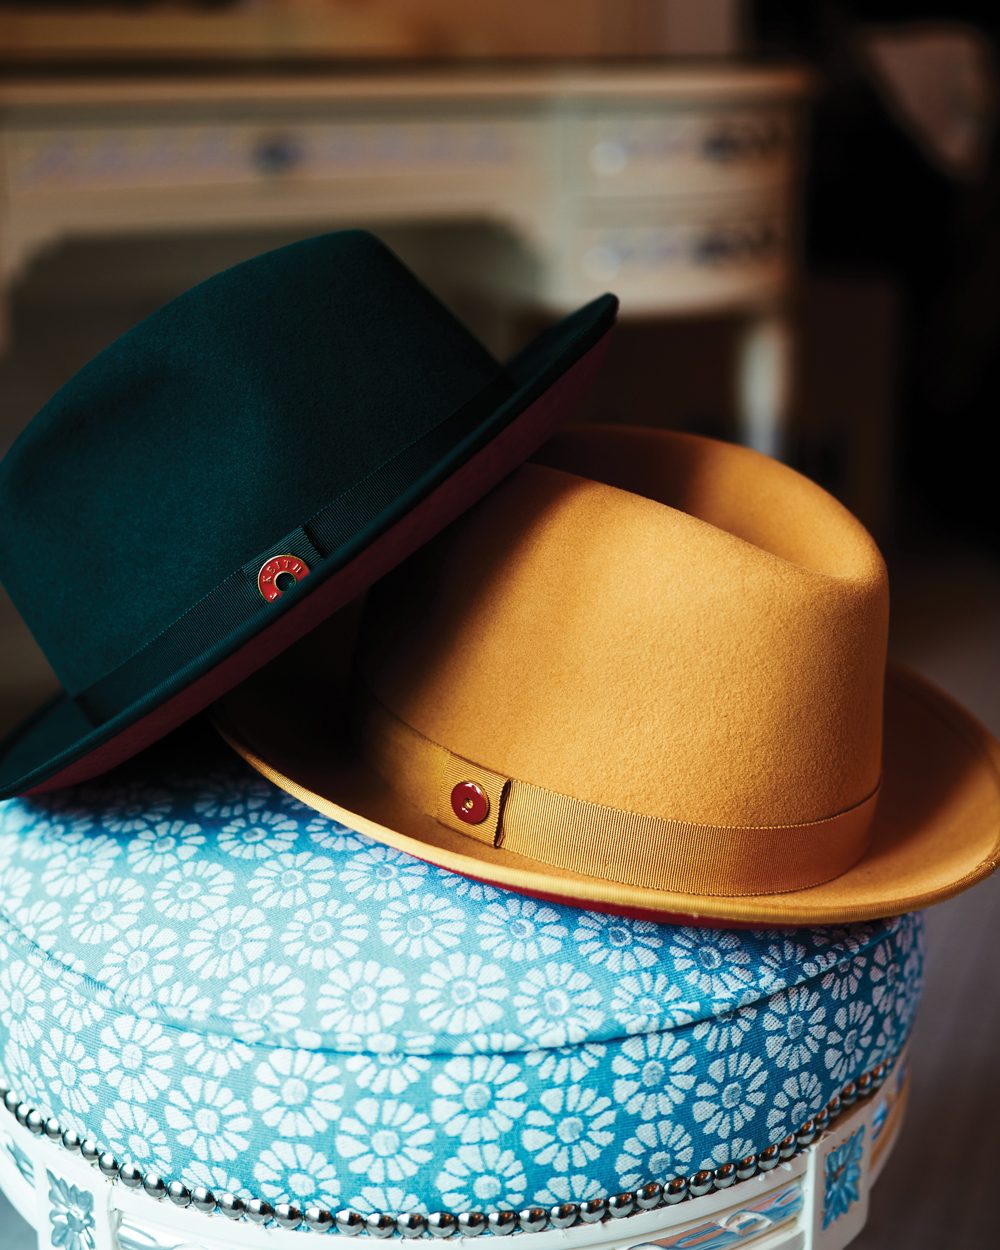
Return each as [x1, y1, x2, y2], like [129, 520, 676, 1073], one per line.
[0, 65, 809, 454]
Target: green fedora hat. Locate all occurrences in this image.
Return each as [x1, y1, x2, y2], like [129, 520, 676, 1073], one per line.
[0, 230, 617, 799]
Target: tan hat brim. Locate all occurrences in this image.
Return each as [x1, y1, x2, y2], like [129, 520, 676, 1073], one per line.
[213, 660, 1000, 926]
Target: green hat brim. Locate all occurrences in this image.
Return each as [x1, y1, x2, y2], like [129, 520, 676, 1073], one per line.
[0, 296, 615, 799]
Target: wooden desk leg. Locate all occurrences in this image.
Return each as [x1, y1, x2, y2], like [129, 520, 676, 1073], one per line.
[736, 310, 795, 460]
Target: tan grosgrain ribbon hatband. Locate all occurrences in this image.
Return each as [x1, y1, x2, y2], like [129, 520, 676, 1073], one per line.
[357, 691, 881, 898]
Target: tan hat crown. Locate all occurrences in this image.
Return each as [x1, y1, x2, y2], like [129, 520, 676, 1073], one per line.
[355, 427, 889, 899]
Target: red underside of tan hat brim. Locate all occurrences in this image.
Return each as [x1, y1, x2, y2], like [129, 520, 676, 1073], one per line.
[24, 334, 613, 797]
[214, 662, 1000, 926]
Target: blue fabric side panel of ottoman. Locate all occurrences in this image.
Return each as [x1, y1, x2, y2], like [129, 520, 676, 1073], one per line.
[0, 741, 924, 1213]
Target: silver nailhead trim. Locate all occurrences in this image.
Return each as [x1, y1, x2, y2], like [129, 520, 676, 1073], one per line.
[0, 1051, 899, 1237]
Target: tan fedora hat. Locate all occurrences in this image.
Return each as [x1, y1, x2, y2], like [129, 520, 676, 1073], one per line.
[214, 426, 1000, 925]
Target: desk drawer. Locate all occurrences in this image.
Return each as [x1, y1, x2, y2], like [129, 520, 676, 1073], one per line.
[4, 117, 537, 193]
[573, 108, 798, 199]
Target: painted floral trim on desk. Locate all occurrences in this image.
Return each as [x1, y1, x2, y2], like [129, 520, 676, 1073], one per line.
[48, 1168, 97, 1250]
[822, 1126, 864, 1231]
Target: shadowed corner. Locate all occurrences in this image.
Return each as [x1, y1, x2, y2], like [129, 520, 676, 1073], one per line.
[0, 586, 60, 744]
[0, 1186, 35, 1250]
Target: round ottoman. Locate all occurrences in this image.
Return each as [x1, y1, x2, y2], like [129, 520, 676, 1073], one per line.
[0, 724, 923, 1250]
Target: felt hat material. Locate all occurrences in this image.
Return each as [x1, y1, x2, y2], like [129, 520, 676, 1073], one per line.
[216, 426, 1000, 925]
[0, 230, 616, 800]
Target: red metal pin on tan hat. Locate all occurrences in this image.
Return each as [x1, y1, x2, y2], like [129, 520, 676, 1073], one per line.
[215, 425, 1000, 925]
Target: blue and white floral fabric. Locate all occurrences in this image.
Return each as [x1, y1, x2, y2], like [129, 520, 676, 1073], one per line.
[0, 728, 924, 1215]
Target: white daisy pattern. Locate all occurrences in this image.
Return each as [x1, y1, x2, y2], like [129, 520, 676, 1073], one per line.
[898, 941, 924, 1026]
[3, 1039, 48, 1116]
[41, 834, 121, 898]
[522, 1084, 616, 1173]
[192, 774, 270, 820]
[101, 1101, 172, 1173]
[416, 955, 508, 1035]
[254, 1141, 341, 1206]
[280, 899, 369, 971]
[48, 971, 108, 1035]
[753, 935, 807, 994]
[181, 1162, 252, 1200]
[820, 954, 868, 1001]
[302, 813, 367, 854]
[68, 877, 145, 945]
[0, 959, 47, 1048]
[514, 963, 603, 1047]
[668, 929, 754, 1001]
[98, 924, 179, 1003]
[218, 810, 299, 860]
[346, 1048, 431, 1097]
[341, 845, 429, 901]
[13, 900, 64, 953]
[165, 1075, 251, 1162]
[151, 860, 234, 923]
[431, 1054, 527, 1142]
[699, 1136, 757, 1170]
[98, 785, 173, 834]
[824, 1001, 875, 1084]
[764, 1071, 826, 1143]
[611, 1033, 697, 1119]
[532, 1174, 608, 1205]
[869, 943, 900, 1017]
[436, 1143, 527, 1209]
[524, 1041, 607, 1086]
[217, 962, 305, 1043]
[615, 1119, 694, 1190]
[450, 1031, 526, 1059]
[252, 1049, 343, 1136]
[379, 892, 466, 959]
[573, 913, 663, 973]
[0, 755, 924, 1212]
[247, 850, 337, 910]
[97, 1015, 173, 1104]
[336, 1099, 435, 1183]
[183, 906, 271, 979]
[152, 982, 212, 1025]
[437, 873, 503, 904]
[692, 1005, 757, 1053]
[692, 1051, 769, 1140]
[761, 986, 827, 1070]
[17, 814, 93, 861]
[476, 898, 567, 962]
[0, 864, 33, 909]
[177, 1032, 252, 1081]
[39, 1029, 100, 1121]
[126, 822, 204, 875]
[611, 972, 699, 1035]
[318, 961, 410, 1036]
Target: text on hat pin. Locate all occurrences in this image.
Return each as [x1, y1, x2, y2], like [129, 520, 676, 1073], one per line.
[258, 555, 310, 602]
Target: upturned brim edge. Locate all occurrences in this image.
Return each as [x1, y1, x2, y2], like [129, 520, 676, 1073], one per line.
[0, 299, 616, 801]
[213, 662, 1000, 926]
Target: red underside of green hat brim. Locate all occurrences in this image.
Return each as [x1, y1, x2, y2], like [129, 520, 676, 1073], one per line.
[1, 331, 613, 800]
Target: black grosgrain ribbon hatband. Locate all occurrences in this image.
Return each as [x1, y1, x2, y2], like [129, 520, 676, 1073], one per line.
[72, 370, 517, 727]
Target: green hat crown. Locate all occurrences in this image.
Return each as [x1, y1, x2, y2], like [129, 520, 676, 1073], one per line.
[0, 229, 616, 796]
[0, 232, 508, 702]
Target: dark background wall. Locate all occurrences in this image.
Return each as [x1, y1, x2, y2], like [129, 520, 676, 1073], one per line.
[752, 0, 1000, 557]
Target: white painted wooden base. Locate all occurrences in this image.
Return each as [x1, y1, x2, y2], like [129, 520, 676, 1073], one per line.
[0, 1048, 908, 1250]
